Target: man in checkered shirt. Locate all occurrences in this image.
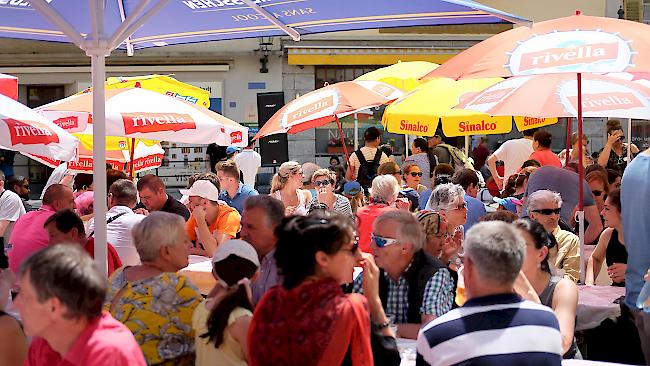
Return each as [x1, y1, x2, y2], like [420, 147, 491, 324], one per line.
[352, 210, 455, 339]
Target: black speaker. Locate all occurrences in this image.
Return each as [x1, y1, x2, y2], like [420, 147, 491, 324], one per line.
[257, 92, 288, 166]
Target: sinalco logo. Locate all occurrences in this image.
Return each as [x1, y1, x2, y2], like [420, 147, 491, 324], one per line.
[506, 30, 634, 75]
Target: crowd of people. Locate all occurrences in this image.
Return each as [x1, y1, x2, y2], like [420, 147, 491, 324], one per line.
[0, 120, 648, 366]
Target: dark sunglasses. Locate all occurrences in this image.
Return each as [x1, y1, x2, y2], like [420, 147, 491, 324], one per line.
[371, 233, 399, 248]
[592, 190, 604, 197]
[314, 180, 332, 187]
[408, 172, 423, 177]
[532, 208, 561, 215]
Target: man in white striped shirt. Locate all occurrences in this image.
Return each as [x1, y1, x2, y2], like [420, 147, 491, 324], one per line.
[416, 221, 563, 366]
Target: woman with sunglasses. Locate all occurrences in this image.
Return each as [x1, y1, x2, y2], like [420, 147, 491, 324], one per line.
[402, 163, 427, 194]
[271, 161, 312, 216]
[585, 170, 610, 213]
[558, 132, 594, 167]
[586, 189, 627, 286]
[308, 169, 353, 218]
[416, 211, 462, 269]
[403, 138, 432, 188]
[249, 211, 395, 366]
[514, 218, 580, 359]
[597, 120, 639, 175]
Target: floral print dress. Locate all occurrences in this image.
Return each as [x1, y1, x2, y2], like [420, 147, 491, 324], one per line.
[105, 268, 203, 366]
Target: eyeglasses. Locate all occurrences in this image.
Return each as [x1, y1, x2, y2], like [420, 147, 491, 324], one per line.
[445, 202, 467, 211]
[408, 172, 423, 177]
[371, 233, 400, 248]
[532, 208, 561, 215]
[592, 190, 604, 197]
[314, 180, 332, 187]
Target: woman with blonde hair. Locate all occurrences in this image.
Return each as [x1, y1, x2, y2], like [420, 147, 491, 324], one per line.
[270, 161, 312, 216]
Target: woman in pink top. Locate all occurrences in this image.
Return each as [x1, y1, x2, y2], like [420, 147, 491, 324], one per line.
[529, 130, 562, 167]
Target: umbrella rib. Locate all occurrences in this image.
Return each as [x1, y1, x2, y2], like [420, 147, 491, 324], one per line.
[109, 0, 170, 51]
[240, 0, 301, 41]
[28, 0, 85, 48]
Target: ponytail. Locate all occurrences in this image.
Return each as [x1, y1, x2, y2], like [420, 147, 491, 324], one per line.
[271, 173, 284, 193]
[201, 284, 253, 348]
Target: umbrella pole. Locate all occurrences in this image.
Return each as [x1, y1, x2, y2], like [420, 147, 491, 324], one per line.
[90, 52, 108, 276]
[354, 113, 359, 151]
[577, 73, 586, 284]
[405, 135, 409, 157]
[335, 116, 351, 167]
[129, 137, 136, 179]
[565, 117, 572, 167]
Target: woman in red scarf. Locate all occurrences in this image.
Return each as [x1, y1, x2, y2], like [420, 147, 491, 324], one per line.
[248, 210, 391, 366]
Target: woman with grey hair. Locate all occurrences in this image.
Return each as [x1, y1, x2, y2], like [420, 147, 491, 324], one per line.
[105, 212, 203, 366]
[356, 175, 400, 253]
[426, 183, 468, 235]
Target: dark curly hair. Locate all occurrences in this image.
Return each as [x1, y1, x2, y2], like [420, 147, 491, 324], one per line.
[275, 210, 355, 289]
[514, 218, 557, 274]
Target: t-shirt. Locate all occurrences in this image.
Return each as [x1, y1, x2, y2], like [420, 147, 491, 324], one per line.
[621, 153, 650, 308]
[186, 202, 242, 243]
[25, 312, 146, 366]
[206, 144, 227, 173]
[356, 204, 396, 253]
[8, 205, 55, 273]
[193, 303, 251, 366]
[417, 294, 562, 366]
[348, 146, 391, 179]
[234, 149, 262, 187]
[0, 188, 25, 241]
[219, 183, 259, 215]
[160, 195, 191, 221]
[492, 138, 534, 182]
[464, 194, 487, 233]
[529, 150, 562, 167]
[83, 238, 123, 277]
[520, 166, 595, 224]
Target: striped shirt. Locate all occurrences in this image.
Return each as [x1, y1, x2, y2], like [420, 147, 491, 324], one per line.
[416, 293, 563, 366]
[308, 194, 353, 218]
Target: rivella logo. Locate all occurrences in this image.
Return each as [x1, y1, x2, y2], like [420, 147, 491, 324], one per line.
[507, 30, 634, 75]
[5, 118, 60, 145]
[470, 87, 515, 105]
[121, 113, 196, 134]
[53, 116, 78, 130]
[567, 92, 644, 112]
[286, 95, 334, 125]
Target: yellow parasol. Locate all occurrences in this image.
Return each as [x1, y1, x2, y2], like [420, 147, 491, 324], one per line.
[355, 61, 439, 92]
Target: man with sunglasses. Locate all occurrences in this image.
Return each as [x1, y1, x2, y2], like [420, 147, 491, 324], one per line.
[352, 211, 455, 340]
[520, 165, 603, 245]
[528, 190, 580, 283]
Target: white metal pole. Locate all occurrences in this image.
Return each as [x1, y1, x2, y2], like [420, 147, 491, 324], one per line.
[577, 210, 585, 284]
[627, 118, 632, 163]
[464, 135, 469, 156]
[91, 52, 108, 275]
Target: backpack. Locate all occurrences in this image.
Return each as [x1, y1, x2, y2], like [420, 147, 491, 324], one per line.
[355, 148, 383, 190]
[437, 143, 474, 171]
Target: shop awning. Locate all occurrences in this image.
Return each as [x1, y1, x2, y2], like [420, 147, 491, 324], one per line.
[287, 46, 463, 65]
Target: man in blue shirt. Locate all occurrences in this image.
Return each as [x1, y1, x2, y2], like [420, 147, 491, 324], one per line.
[216, 160, 258, 214]
[621, 147, 650, 363]
[451, 169, 486, 232]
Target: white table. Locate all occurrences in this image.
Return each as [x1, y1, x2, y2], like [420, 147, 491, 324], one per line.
[397, 338, 417, 366]
[576, 285, 626, 331]
[179, 255, 215, 295]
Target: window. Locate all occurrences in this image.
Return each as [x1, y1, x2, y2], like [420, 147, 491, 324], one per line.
[644, 0, 650, 24]
[181, 147, 191, 154]
[194, 147, 203, 153]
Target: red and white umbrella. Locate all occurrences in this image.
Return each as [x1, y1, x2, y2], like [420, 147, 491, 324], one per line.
[458, 73, 650, 119]
[0, 93, 78, 161]
[0, 73, 17, 100]
[37, 87, 248, 146]
[26, 139, 164, 174]
[255, 80, 403, 138]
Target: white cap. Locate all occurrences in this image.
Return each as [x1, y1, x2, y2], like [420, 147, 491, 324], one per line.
[179, 180, 220, 201]
[212, 239, 260, 267]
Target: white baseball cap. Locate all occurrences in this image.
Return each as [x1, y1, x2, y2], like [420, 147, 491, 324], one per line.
[179, 180, 220, 201]
[212, 239, 260, 267]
